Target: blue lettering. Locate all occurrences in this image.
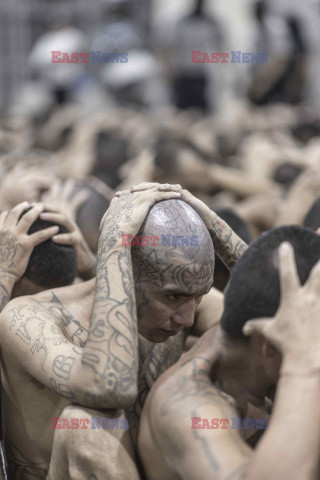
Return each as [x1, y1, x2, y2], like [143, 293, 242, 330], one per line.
[231, 51, 241, 63]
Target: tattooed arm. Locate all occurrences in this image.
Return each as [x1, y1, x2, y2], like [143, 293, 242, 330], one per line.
[127, 183, 248, 270]
[0, 189, 182, 410]
[0, 202, 59, 311]
[127, 331, 185, 443]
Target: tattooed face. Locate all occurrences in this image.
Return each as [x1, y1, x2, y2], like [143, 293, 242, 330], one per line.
[129, 199, 215, 342]
[134, 254, 214, 342]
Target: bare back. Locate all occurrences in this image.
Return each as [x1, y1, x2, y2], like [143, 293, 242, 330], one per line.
[0, 280, 94, 478]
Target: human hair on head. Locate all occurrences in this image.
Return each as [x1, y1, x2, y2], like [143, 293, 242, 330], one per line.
[303, 196, 320, 232]
[272, 162, 304, 189]
[19, 208, 77, 289]
[221, 225, 320, 339]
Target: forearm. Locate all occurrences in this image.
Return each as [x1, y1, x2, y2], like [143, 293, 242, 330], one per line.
[247, 371, 320, 480]
[80, 235, 139, 408]
[0, 272, 16, 311]
[208, 212, 248, 270]
[128, 332, 185, 442]
[208, 165, 280, 198]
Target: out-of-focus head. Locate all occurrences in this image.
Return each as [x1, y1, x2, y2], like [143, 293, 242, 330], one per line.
[76, 180, 111, 254]
[132, 199, 214, 342]
[272, 162, 304, 190]
[13, 208, 77, 296]
[303, 196, 320, 231]
[221, 226, 320, 340]
[92, 129, 128, 189]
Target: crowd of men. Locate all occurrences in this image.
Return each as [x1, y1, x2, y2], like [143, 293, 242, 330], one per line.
[0, 95, 319, 480]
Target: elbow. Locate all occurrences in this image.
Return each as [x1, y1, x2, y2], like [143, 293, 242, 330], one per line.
[76, 381, 138, 410]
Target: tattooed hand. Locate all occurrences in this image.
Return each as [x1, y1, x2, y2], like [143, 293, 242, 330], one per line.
[0, 202, 60, 281]
[0, 202, 60, 311]
[123, 183, 248, 269]
[100, 187, 183, 237]
[39, 203, 97, 279]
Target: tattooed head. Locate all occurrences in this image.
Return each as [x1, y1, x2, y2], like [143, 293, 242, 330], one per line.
[131, 199, 214, 342]
[221, 225, 320, 339]
[15, 209, 77, 291]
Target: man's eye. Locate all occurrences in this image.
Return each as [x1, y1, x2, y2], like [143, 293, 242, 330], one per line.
[168, 294, 181, 300]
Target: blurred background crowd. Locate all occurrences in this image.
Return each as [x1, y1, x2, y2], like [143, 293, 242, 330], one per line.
[2, 0, 320, 291]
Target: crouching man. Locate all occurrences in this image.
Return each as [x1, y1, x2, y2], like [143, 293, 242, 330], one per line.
[139, 226, 320, 480]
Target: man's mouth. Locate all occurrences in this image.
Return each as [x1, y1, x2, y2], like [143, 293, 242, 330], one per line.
[161, 329, 181, 336]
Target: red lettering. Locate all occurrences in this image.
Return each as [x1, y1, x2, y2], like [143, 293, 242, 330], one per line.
[191, 51, 202, 63]
[61, 52, 71, 63]
[140, 236, 149, 247]
[131, 236, 140, 246]
[149, 235, 159, 246]
[211, 53, 219, 63]
[191, 417, 201, 429]
[79, 418, 90, 429]
[71, 419, 79, 429]
[79, 52, 89, 63]
[51, 417, 61, 429]
[61, 418, 71, 429]
[220, 418, 229, 429]
[51, 51, 61, 63]
[220, 53, 229, 63]
[202, 53, 212, 64]
[121, 234, 132, 246]
[71, 52, 79, 63]
[210, 418, 219, 429]
[201, 419, 210, 429]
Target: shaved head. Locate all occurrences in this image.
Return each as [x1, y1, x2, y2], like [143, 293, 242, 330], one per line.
[132, 200, 214, 297]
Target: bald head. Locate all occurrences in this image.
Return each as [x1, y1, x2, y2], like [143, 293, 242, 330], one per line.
[132, 199, 214, 296]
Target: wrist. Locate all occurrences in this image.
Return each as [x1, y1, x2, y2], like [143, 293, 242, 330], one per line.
[0, 270, 18, 283]
[281, 352, 320, 376]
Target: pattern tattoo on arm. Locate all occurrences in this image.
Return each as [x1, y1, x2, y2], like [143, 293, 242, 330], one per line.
[80, 197, 140, 406]
[209, 216, 248, 270]
[127, 332, 185, 443]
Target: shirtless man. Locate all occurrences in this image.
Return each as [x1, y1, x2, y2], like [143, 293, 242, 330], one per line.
[0, 203, 63, 480]
[0, 184, 245, 479]
[139, 225, 320, 480]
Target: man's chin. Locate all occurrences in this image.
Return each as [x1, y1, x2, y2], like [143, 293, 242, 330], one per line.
[140, 330, 169, 343]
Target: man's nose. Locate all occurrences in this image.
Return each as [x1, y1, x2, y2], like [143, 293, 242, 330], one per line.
[172, 298, 196, 328]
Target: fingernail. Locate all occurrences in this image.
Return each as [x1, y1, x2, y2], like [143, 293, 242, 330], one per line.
[280, 242, 290, 254]
[243, 323, 251, 333]
[52, 227, 59, 233]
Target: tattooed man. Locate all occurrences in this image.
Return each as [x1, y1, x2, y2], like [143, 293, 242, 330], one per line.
[139, 225, 320, 480]
[46, 183, 247, 480]
[0, 186, 211, 479]
[0, 201, 73, 480]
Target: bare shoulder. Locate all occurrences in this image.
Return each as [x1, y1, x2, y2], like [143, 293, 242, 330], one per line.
[139, 355, 251, 480]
